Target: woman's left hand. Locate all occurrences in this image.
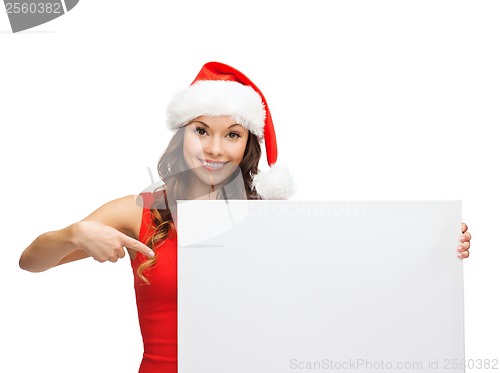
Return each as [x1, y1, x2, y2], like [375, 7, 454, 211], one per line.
[457, 222, 471, 259]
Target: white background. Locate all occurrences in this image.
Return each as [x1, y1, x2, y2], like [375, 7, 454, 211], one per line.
[1, 1, 498, 372]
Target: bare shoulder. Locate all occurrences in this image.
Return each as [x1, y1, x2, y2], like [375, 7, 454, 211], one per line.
[81, 194, 144, 240]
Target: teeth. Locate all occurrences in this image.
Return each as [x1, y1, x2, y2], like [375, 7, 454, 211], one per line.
[203, 161, 226, 168]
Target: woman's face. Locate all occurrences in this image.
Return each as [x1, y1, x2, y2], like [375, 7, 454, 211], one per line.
[183, 115, 249, 189]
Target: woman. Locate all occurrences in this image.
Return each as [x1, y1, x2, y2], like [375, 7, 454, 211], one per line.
[19, 62, 471, 372]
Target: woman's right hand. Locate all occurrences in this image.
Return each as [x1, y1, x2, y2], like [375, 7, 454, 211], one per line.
[20, 194, 148, 272]
[73, 220, 154, 263]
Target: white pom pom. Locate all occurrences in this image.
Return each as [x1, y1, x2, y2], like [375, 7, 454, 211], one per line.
[252, 164, 296, 200]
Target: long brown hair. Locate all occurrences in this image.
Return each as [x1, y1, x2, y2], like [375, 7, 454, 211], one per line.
[137, 125, 262, 284]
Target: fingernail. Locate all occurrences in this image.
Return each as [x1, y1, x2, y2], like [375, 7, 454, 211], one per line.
[149, 250, 155, 258]
[459, 236, 466, 242]
[457, 253, 463, 258]
[456, 246, 462, 252]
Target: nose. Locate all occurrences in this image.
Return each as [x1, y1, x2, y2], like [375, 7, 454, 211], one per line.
[205, 136, 224, 157]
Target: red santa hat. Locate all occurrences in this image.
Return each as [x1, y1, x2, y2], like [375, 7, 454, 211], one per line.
[166, 61, 295, 199]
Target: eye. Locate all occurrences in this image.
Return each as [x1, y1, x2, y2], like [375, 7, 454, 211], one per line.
[228, 132, 241, 139]
[195, 127, 207, 136]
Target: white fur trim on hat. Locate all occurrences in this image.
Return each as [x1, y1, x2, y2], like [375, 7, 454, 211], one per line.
[252, 163, 296, 200]
[166, 80, 266, 137]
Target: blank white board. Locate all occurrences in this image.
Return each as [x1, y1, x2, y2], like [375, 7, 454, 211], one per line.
[177, 200, 464, 373]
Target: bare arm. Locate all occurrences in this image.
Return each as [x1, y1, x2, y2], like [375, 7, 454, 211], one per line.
[19, 224, 83, 272]
[19, 194, 152, 273]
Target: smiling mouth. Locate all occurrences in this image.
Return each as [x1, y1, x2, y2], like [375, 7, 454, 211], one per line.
[198, 159, 229, 170]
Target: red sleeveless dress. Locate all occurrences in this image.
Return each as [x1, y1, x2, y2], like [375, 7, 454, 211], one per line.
[131, 191, 178, 373]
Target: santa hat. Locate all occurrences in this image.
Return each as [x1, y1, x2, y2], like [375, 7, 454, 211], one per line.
[166, 61, 295, 199]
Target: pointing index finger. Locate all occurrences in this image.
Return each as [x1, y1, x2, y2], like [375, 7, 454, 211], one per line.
[122, 235, 155, 258]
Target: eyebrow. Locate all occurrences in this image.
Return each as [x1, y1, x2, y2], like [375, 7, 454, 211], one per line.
[190, 120, 243, 129]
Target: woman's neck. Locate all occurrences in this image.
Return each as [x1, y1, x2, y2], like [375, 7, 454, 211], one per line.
[189, 181, 222, 200]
